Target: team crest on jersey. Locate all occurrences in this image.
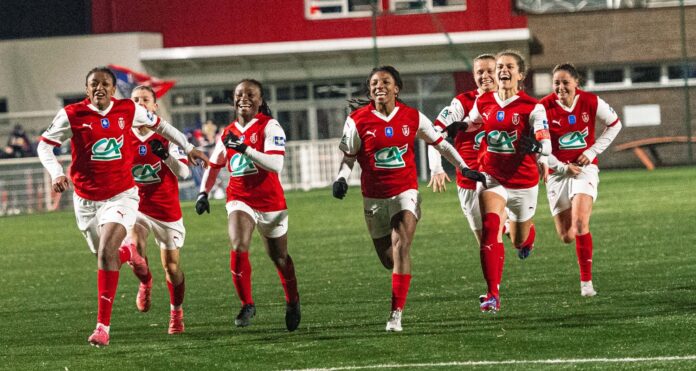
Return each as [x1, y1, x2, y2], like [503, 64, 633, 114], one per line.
[118, 117, 125, 130]
[229, 153, 259, 177]
[385, 127, 394, 138]
[568, 115, 577, 125]
[250, 133, 258, 144]
[100, 118, 110, 129]
[582, 112, 590, 123]
[132, 162, 162, 184]
[487, 130, 518, 154]
[496, 111, 505, 122]
[138, 144, 147, 156]
[473, 131, 486, 151]
[374, 145, 407, 169]
[402, 125, 410, 136]
[512, 113, 520, 125]
[91, 135, 124, 161]
[558, 127, 589, 150]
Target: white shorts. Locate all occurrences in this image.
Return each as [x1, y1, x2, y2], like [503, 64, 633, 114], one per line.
[73, 187, 139, 254]
[363, 189, 421, 239]
[226, 200, 288, 239]
[457, 187, 481, 231]
[478, 174, 538, 223]
[135, 213, 186, 250]
[546, 164, 600, 216]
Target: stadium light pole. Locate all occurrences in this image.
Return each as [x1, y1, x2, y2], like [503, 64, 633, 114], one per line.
[679, 0, 694, 163]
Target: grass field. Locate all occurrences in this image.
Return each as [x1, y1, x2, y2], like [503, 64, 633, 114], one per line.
[1, 167, 696, 370]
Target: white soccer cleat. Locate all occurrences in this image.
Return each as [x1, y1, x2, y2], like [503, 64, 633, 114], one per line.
[580, 281, 597, 297]
[386, 310, 403, 332]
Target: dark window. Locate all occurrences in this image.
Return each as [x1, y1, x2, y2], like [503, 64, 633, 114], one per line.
[632, 66, 661, 83]
[0, 98, 7, 113]
[277, 85, 309, 101]
[314, 83, 348, 99]
[668, 63, 696, 80]
[317, 107, 348, 139]
[276, 110, 310, 141]
[205, 89, 233, 105]
[62, 95, 85, 106]
[171, 91, 201, 107]
[594, 69, 624, 84]
[205, 111, 231, 126]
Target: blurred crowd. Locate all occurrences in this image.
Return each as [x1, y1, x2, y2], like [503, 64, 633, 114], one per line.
[1, 124, 35, 158]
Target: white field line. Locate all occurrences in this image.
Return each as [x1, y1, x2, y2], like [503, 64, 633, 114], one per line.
[288, 355, 696, 371]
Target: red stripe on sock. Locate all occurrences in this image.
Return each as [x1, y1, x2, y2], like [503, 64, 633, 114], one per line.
[97, 269, 120, 326]
[276, 255, 299, 304]
[576, 232, 593, 281]
[230, 250, 254, 305]
[167, 278, 186, 307]
[391, 273, 412, 311]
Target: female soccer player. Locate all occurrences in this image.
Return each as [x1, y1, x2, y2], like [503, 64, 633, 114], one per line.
[332, 65, 483, 332]
[466, 51, 551, 313]
[127, 85, 191, 333]
[541, 63, 622, 297]
[37, 67, 208, 346]
[195, 79, 301, 332]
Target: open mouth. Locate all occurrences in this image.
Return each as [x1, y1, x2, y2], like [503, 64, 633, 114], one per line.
[373, 92, 387, 99]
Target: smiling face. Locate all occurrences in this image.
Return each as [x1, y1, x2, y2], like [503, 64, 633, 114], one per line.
[85, 71, 116, 110]
[131, 88, 158, 113]
[553, 70, 579, 104]
[369, 71, 400, 106]
[233, 81, 263, 121]
[473, 58, 497, 93]
[495, 55, 524, 92]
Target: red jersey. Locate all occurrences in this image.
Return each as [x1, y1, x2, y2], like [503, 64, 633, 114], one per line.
[212, 113, 287, 212]
[470, 91, 547, 189]
[340, 101, 442, 198]
[434, 90, 486, 190]
[130, 130, 187, 222]
[540, 89, 620, 167]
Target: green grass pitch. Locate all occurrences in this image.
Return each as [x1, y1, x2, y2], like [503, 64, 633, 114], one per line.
[1, 167, 695, 370]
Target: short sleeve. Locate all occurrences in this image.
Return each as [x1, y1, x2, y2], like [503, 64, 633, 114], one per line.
[338, 117, 361, 156]
[133, 103, 161, 129]
[263, 120, 286, 154]
[416, 112, 444, 145]
[40, 109, 72, 146]
[596, 97, 620, 127]
[169, 143, 188, 163]
[208, 138, 228, 169]
[435, 98, 466, 128]
[530, 104, 549, 133]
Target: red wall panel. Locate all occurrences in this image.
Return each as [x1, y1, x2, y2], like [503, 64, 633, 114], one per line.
[91, 0, 527, 48]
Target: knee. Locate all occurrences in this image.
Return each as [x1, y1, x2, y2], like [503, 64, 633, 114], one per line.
[559, 233, 575, 244]
[575, 220, 590, 235]
[162, 261, 180, 276]
[481, 213, 501, 242]
[229, 238, 249, 251]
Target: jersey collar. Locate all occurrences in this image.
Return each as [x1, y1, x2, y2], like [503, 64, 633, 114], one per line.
[86, 99, 115, 116]
[371, 101, 401, 122]
[493, 92, 520, 108]
[555, 94, 580, 112]
[131, 127, 157, 141]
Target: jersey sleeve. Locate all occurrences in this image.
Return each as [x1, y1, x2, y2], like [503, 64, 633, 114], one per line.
[208, 138, 228, 169]
[466, 99, 484, 130]
[434, 98, 466, 130]
[169, 143, 188, 164]
[596, 97, 620, 127]
[40, 109, 72, 146]
[530, 104, 549, 135]
[416, 112, 444, 145]
[338, 116, 361, 156]
[263, 120, 286, 155]
[132, 103, 161, 129]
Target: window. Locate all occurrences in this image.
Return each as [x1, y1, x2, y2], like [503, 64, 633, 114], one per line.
[277, 110, 310, 141]
[667, 63, 696, 80]
[171, 90, 201, 107]
[306, 0, 378, 19]
[0, 98, 7, 113]
[276, 84, 309, 101]
[631, 66, 661, 83]
[61, 95, 85, 106]
[205, 88, 233, 105]
[593, 68, 624, 84]
[317, 107, 348, 139]
[391, 0, 465, 13]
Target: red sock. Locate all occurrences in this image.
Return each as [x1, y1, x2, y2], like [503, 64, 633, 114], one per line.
[230, 250, 254, 305]
[97, 269, 120, 326]
[515, 224, 536, 250]
[480, 213, 501, 298]
[391, 273, 412, 311]
[167, 277, 186, 308]
[118, 245, 130, 264]
[576, 232, 593, 281]
[276, 255, 299, 304]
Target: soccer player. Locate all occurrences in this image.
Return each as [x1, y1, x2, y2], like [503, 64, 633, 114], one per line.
[195, 79, 301, 332]
[36, 67, 208, 346]
[128, 85, 190, 333]
[332, 66, 483, 332]
[540, 63, 622, 297]
[465, 51, 551, 313]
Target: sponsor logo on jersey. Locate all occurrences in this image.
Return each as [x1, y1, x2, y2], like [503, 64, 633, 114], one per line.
[374, 145, 407, 169]
[440, 109, 450, 119]
[552, 119, 561, 126]
[582, 112, 590, 123]
[543, 120, 549, 129]
[496, 111, 505, 122]
[365, 129, 376, 138]
[402, 125, 410, 136]
[118, 117, 125, 130]
[138, 144, 147, 156]
[132, 162, 162, 184]
[229, 153, 259, 177]
[558, 127, 589, 150]
[91, 135, 124, 161]
[273, 136, 285, 146]
[385, 127, 394, 138]
[100, 118, 110, 129]
[512, 113, 520, 125]
[340, 134, 349, 146]
[482, 112, 490, 120]
[568, 114, 577, 125]
[486, 130, 518, 154]
[473, 131, 486, 151]
[250, 133, 258, 144]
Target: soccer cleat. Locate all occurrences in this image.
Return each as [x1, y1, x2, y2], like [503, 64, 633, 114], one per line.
[479, 294, 487, 303]
[581, 281, 597, 297]
[234, 304, 256, 327]
[285, 301, 301, 332]
[168, 309, 185, 334]
[136, 277, 152, 312]
[480, 295, 500, 313]
[87, 324, 110, 347]
[517, 245, 533, 260]
[126, 243, 149, 279]
[385, 309, 403, 332]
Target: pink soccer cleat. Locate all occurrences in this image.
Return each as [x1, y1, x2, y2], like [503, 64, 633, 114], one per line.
[125, 243, 149, 279]
[136, 277, 152, 312]
[168, 309, 185, 334]
[88, 324, 110, 347]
